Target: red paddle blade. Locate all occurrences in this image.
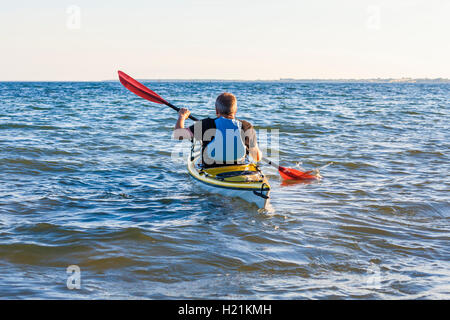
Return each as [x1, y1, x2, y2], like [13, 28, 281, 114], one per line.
[278, 166, 318, 180]
[118, 70, 168, 105]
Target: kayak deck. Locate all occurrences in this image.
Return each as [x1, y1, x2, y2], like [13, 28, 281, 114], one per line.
[187, 155, 271, 209]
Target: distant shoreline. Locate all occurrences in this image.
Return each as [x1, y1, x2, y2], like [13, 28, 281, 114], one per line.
[129, 78, 450, 83]
[1, 78, 449, 83]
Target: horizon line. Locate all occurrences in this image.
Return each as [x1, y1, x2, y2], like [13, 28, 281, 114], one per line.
[1, 77, 450, 83]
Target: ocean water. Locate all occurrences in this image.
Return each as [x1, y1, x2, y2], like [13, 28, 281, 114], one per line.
[0, 81, 449, 299]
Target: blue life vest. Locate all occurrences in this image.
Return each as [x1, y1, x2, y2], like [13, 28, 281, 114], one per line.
[206, 117, 246, 164]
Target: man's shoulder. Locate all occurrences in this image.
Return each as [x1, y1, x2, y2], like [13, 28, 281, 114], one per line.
[198, 117, 217, 126]
[189, 117, 217, 133]
[237, 119, 253, 131]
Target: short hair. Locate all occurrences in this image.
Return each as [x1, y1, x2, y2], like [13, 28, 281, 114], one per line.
[215, 93, 237, 115]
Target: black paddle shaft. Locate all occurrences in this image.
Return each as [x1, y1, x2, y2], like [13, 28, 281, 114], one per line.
[166, 101, 199, 121]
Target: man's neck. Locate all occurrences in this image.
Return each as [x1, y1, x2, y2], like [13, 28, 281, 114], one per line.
[218, 114, 235, 119]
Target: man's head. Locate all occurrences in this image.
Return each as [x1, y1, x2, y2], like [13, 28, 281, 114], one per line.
[215, 93, 237, 118]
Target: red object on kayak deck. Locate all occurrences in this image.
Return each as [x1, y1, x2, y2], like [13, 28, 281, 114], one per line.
[118, 71, 168, 105]
[278, 166, 318, 180]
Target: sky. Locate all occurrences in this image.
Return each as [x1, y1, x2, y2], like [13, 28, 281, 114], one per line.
[0, 0, 449, 81]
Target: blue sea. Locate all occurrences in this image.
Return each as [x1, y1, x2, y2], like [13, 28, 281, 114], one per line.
[0, 81, 449, 299]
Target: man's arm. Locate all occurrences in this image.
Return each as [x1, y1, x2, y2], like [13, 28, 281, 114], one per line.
[241, 121, 262, 162]
[249, 146, 262, 162]
[173, 108, 194, 140]
[249, 144, 263, 162]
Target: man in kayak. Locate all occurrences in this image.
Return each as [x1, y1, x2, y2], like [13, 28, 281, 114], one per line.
[174, 93, 262, 167]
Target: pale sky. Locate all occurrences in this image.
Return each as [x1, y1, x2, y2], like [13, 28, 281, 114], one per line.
[1, 0, 449, 81]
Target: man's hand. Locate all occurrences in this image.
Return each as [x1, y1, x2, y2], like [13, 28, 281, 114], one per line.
[174, 107, 194, 140]
[178, 108, 190, 120]
[249, 147, 262, 162]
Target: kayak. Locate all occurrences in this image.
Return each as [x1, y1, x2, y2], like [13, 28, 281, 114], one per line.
[187, 146, 271, 209]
